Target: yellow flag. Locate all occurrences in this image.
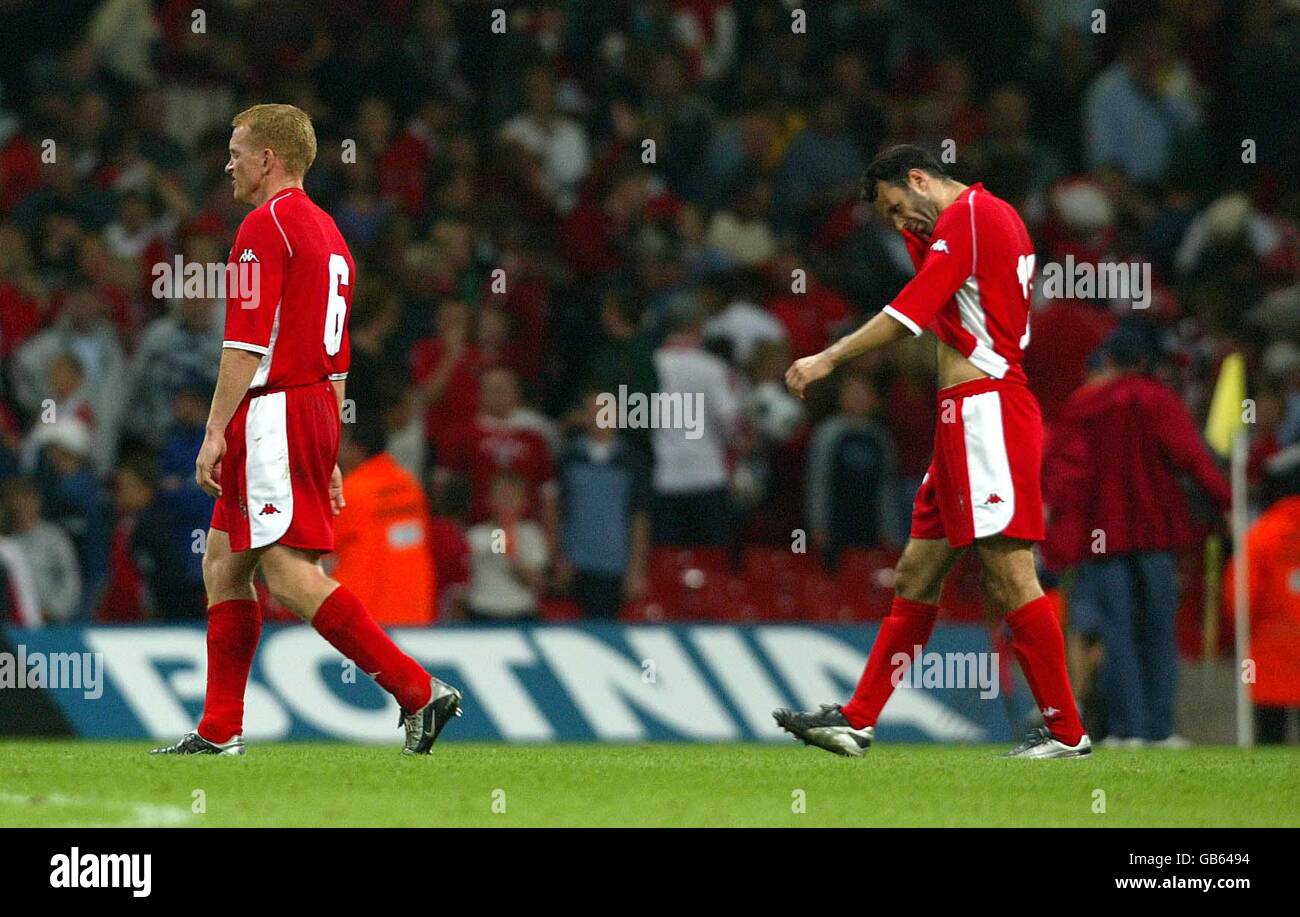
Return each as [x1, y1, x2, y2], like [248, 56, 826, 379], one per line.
[1204, 352, 1246, 457]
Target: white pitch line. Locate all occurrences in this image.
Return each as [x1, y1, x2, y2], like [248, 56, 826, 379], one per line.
[0, 791, 192, 827]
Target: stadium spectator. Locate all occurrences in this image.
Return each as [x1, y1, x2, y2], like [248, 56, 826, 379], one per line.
[497, 65, 591, 215]
[702, 268, 787, 368]
[1083, 22, 1202, 186]
[464, 473, 548, 623]
[24, 416, 108, 619]
[122, 296, 222, 450]
[805, 369, 899, 565]
[104, 454, 204, 620]
[332, 407, 436, 627]
[1224, 445, 1300, 744]
[651, 294, 740, 545]
[580, 285, 660, 451]
[0, 475, 80, 623]
[435, 366, 557, 530]
[1045, 328, 1231, 746]
[17, 351, 95, 473]
[705, 181, 777, 267]
[155, 376, 216, 595]
[427, 475, 472, 621]
[556, 391, 651, 619]
[410, 299, 482, 459]
[735, 338, 806, 542]
[10, 280, 126, 474]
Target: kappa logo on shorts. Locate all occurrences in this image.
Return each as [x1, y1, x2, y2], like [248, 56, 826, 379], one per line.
[984, 493, 1004, 505]
[258, 503, 281, 516]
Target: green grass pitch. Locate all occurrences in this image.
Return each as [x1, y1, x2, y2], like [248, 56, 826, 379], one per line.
[1, 740, 1296, 827]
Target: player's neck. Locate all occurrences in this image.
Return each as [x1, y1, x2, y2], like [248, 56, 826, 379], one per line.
[936, 180, 969, 212]
[251, 176, 304, 207]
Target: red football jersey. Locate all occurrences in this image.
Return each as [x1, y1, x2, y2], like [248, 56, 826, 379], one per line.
[883, 183, 1035, 384]
[224, 187, 355, 389]
[439, 420, 555, 522]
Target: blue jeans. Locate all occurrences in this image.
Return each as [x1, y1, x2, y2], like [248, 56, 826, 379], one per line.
[1070, 552, 1179, 741]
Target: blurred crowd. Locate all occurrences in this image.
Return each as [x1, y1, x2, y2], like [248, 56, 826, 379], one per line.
[0, 0, 1297, 678]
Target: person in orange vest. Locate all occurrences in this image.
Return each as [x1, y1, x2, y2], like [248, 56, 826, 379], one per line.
[331, 395, 436, 626]
[1224, 444, 1300, 743]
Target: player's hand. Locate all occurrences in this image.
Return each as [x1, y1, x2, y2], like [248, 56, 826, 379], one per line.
[330, 464, 345, 515]
[785, 352, 834, 399]
[195, 431, 226, 498]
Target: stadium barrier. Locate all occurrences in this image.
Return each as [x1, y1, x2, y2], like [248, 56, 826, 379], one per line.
[5, 623, 1028, 744]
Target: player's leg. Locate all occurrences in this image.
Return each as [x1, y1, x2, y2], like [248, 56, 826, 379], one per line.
[772, 536, 965, 756]
[838, 536, 966, 725]
[152, 528, 265, 755]
[258, 543, 462, 754]
[977, 535, 1089, 757]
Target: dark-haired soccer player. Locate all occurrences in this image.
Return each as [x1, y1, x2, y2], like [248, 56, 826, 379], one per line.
[774, 145, 1089, 758]
[152, 104, 461, 756]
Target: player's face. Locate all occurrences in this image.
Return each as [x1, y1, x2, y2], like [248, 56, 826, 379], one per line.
[873, 174, 942, 237]
[225, 125, 266, 204]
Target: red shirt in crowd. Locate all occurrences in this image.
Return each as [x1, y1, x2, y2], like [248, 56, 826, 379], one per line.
[769, 282, 852, 358]
[1042, 372, 1231, 570]
[438, 419, 554, 522]
[410, 338, 483, 452]
[1023, 299, 1115, 426]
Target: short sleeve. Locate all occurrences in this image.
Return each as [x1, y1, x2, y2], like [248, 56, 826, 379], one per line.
[223, 208, 289, 354]
[883, 200, 976, 335]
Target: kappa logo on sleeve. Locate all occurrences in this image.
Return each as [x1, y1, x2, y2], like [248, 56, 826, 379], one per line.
[930, 239, 949, 253]
[238, 248, 259, 263]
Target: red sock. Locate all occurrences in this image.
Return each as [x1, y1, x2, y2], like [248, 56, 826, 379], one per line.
[198, 599, 262, 744]
[840, 596, 940, 729]
[312, 585, 432, 711]
[1006, 594, 1085, 745]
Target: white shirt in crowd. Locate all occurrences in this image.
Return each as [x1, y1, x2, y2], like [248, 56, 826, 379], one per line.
[465, 520, 549, 618]
[703, 298, 787, 367]
[652, 341, 740, 494]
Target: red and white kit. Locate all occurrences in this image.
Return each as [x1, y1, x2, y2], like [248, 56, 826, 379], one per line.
[211, 187, 355, 553]
[885, 183, 1044, 548]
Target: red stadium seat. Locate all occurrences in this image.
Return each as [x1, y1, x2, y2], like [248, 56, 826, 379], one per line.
[802, 572, 851, 622]
[739, 547, 819, 621]
[619, 598, 668, 624]
[834, 548, 901, 619]
[539, 598, 583, 622]
[647, 546, 734, 619]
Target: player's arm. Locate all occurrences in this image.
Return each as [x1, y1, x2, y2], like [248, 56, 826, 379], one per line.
[329, 377, 347, 515]
[784, 311, 912, 398]
[197, 209, 287, 498]
[196, 348, 262, 497]
[785, 205, 975, 398]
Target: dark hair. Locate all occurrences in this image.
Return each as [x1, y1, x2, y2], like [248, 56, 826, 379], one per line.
[862, 145, 949, 203]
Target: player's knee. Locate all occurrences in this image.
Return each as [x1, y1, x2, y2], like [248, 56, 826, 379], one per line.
[201, 550, 234, 593]
[894, 554, 942, 605]
[984, 570, 1037, 615]
[265, 574, 308, 618]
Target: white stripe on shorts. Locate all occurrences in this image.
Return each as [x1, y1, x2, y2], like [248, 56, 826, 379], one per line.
[961, 390, 1015, 538]
[245, 391, 293, 548]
